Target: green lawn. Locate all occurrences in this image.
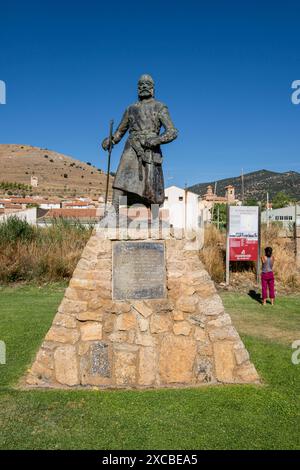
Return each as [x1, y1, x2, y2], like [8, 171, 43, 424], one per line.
[0, 285, 299, 449]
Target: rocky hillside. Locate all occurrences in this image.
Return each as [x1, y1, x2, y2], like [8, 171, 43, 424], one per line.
[0, 144, 113, 198]
[189, 169, 300, 201]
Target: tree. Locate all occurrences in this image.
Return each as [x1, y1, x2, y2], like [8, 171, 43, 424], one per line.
[272, 191, 295, 209]
[212, 203, 227, 229]
[244, 198, 259, 206]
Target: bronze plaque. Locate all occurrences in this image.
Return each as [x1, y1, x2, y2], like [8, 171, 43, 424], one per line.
[113, 241, 166, 300]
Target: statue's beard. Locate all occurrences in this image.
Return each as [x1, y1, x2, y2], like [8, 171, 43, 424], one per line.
[138, 88, 154, 100]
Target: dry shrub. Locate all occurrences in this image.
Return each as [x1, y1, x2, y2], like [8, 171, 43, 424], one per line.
[0, 217, 92, 283]
[200, 223, 300, 291]
[261, 224, 300, 289]
[199, 224, 225, 283]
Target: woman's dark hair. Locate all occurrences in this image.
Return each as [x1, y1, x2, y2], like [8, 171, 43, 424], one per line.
[265, 246, 273, 257]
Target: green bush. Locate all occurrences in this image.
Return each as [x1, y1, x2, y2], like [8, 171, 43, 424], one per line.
[0, 217, 37, 243]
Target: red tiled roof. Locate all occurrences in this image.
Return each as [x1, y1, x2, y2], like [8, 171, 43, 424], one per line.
[10, 197, 37, 204]
[9, 197, 61, 205]
[64, 201, 94, 207]
[4, 204, 23, 210]
[46, 208, 97, 218]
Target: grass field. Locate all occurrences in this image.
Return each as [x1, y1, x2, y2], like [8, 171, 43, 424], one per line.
[0, 285, 299, 450]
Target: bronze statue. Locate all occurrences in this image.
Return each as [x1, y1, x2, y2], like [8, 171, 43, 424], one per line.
[102, 74, 178, 213]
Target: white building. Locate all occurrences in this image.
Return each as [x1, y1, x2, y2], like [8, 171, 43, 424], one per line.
[163, 185, 211, 230]
[62, 200, 95, 209]
[0, 207, 37, 225]
[31, 175, 38, 187]
[261, 205, 300, 227]
[39, 202, 61, 210]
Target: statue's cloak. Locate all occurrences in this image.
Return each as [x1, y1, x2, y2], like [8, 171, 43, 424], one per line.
[112, 98, 178, 205]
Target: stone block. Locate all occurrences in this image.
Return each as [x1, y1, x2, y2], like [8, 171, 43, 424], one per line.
[115, 312, 137, 331]
[234, 347, 250, 365]
[213, 341, 235, 383]
[138, 347, 156, 386]
[159, 335, 197, 384]
[36, 348, 54, 369]
[76, 257, 97, 271]
[150, 313, 172, 334]
[80, 322, 103, 341]
[64, 287, 93, 302]
[69, 278, 103, 291]
[111, 302, 132, 314]
[209, 326, 240, 342]
[45, 326, 80, 344]
[54, 345, 79, 386]
[30, 361, 53, 381]
[108, 331, 128, 343]
[53, 313, 77, 328]
[195, 356, 214, 383]
[235, 363, 259, 383]
[114, 348, 137, 385]
[58, 298, 88, 315]
[172, 310, 184, 321]
[146, 299, 173, 313]
[173, 321, 191, 336]
[132, 301, 152, 318]
[102, 313, 115, 334]
[135, 331, 155, 347]
[198, 295, 225, 316]
[72, 268, 104, 281]
[76, 310, 103, 322]
[194, 327, 206, 341]
[207, 313, 232, 328]
[176, 295, 198, 313]
[88, 297, 104, 310]
[138, 316, 149, 332]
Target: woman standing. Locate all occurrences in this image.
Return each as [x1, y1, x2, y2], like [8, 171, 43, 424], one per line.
[261, 246, 275, 305]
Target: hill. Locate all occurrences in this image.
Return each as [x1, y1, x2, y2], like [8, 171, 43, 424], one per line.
[189, 169, 300, 202]
[0, 144, 113, 198]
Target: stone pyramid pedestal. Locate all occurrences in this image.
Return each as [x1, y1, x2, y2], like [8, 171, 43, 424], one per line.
[26, 227, 260, 389]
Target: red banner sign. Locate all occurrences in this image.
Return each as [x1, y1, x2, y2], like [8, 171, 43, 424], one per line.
[228, 206, 259, 262]
[229, 237, 258, 261]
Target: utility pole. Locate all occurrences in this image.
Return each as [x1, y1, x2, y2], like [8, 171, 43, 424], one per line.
[211, 181, 217, 225]
[184, 180, 188, 232]
[295, 202, 297, 261]
[267, 192, 269, 228]
[241, 168, 244, 204]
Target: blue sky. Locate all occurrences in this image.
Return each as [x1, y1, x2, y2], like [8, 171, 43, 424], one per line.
[0, 0, 299, 187]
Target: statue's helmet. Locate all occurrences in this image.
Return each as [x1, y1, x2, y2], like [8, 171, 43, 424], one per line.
[138, 74, 154, 85]
[138, 74, 154, 98]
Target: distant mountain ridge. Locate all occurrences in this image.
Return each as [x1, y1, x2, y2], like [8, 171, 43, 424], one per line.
[188, 169, 300, 202]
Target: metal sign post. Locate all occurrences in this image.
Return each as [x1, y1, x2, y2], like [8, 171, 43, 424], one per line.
[226, 205, 259, 286]
[256, 205, 261, 285]
[226, 204, 230, 285]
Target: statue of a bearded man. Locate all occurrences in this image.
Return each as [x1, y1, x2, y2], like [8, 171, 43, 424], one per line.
[102, 74, 178, 213]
